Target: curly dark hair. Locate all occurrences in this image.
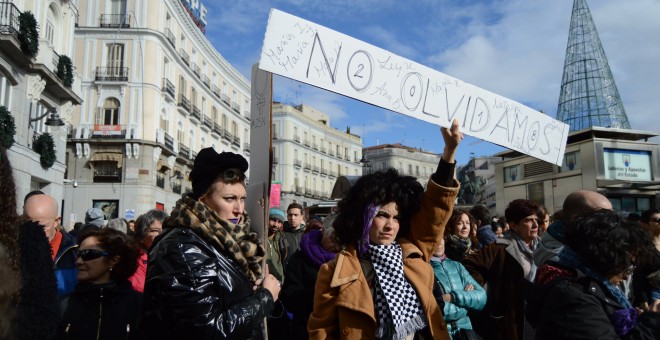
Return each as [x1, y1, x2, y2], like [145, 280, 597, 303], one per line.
[134, 209, 168, 241]
[445, 209, 473, 237]
[566, 209, 655, 277]
[333, 169, 423, 248]
[640, 208, 660, 224]
[504, 199, 542, 224]
[78, 228, 139, 282]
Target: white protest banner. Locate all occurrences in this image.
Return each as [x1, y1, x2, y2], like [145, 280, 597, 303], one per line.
[259, 9, 570, 166]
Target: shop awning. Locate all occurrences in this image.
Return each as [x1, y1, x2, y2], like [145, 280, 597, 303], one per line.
[89, 152, 123, 168]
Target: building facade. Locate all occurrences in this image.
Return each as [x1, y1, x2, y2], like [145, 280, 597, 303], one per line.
[64, 0, 251, 225]
[495, 127, 659, 216]
[271, 102, 362, 210]
[2, 0, 82, 210]
[362, 143, 441, 189]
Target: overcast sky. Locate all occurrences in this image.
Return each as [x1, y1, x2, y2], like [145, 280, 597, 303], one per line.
[202, 0, 660, 165]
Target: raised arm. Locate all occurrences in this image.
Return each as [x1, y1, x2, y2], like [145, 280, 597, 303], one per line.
[407, 119, 462, 260]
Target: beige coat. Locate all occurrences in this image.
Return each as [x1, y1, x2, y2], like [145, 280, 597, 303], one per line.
[308, 179, 459, 339]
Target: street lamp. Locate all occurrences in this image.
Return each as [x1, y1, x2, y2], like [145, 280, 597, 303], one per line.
[30, 107, 65, 127]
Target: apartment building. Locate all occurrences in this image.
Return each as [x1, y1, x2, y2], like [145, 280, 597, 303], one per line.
[272, 102, 362, 210]
[1, 0, 82, 209]
[64, 0, 251, 224]
[362, 143, 441, 189]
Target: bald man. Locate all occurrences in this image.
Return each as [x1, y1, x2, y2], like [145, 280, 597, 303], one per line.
[533, 190, 613, 266]
[24, 193, 79, 296]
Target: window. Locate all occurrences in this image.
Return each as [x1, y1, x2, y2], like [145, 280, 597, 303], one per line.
[110, 0, 127, 15]
[93, 162, 122, 183]
[527, 182, 544, 206]
[178, 76, 186, 96]
[45, 20, 55, 45]
[0, 74, 11, 107]
[107, 43, 124, 70]
[160, 109, 168, 132]
[504, 165, 521, 183]
[212, 107, 218, 124]
[97, 98, 120, 125]
[222, 114, 227, 128]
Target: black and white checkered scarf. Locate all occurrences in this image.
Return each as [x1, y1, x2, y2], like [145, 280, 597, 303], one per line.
[368, 242, 427, 339]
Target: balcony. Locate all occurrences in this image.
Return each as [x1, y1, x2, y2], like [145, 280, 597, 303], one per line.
[293, 135, 300, 143]
[164, 132, 175, 151]
[320, 168, 328, 175]
[178, 94, 191, 113]
[303, 139, 310, 147]
[295, 186, 303, 195]
[321, 147, 326, 154]
[232, 136, 240, 147]
[191, 105, 201, 121]
[231, 101, 240, 113]
[202, 75, 210, 88]
[312, 166, 320, 173]
[273, 132, 279, 140]
[202, 117, 212, 130]
[0, 3, 20, 39]
[91, 124, 127, 138]
[179, 49, 189, 66]
[162, 78, 175, 99]
[223, 129, 233, 142]
[164, 28, 175, 48]
[221, 93, 230, 105]
[243, 110, 251, 120]
[243, 143, 250, 152]
[95, 67, 129, 82]
[304, 163, 311, 171]
[312, 143, 318, 151]
[294, 160, 302, 168]
[179, 143, 191, 160]
[99, 14, 131, 28]
[213, 122, 222, 136]
[273, 157, 278, 164]
[191, 62, 200, 77]
[212, 84, 219, 96]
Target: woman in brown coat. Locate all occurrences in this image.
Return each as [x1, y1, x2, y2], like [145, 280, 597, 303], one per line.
[308, 121, 462, 339]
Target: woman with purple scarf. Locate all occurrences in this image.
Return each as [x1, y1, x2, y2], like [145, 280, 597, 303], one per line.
[280, 216, 339, 339]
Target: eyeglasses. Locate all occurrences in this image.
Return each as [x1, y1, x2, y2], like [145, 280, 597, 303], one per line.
[78, 249, 111, 261]
[649, 218, 660, 223]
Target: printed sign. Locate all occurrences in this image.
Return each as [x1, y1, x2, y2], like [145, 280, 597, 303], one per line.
[270, 183, 281, 208]
[603, 148, 653, 181]
[259, 9, 570, 166]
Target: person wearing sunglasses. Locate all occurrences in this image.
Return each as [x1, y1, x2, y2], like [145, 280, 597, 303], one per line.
[141, 149, 280, 339]
[526, 209, 660, 339]
[55, 227, 141, 340]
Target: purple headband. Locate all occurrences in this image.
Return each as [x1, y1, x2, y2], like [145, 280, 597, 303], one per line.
[358, 203, 379, 257]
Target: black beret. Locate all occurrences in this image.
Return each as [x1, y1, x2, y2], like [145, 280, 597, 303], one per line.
[189, 148, 248, 200]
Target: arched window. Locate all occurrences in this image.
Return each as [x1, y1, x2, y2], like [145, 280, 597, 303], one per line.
[160, 109, 168, 132]
[97, 98, 120, 125]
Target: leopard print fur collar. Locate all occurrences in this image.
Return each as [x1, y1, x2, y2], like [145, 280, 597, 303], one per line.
[164, 195, 264, 283]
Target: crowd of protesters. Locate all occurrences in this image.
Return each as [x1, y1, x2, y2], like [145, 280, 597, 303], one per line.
[1, 118, 659, 339]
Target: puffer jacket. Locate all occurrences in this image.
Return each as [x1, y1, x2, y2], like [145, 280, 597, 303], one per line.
[140, 227, 274, 340]
[431, 257, 486, 338]
[55, 280, 142, 340]
[54, 230, 78, 296]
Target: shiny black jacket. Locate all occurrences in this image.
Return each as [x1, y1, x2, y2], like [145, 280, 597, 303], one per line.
[56, 280, 142, 340]
[140, 227, 274, 340]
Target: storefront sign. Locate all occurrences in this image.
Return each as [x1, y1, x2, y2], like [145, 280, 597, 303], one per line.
[603, 148, 652, 181]
[180, 0, 208, 33]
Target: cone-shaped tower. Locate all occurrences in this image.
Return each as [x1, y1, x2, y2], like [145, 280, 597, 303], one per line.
[556, 0, 630, 131]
